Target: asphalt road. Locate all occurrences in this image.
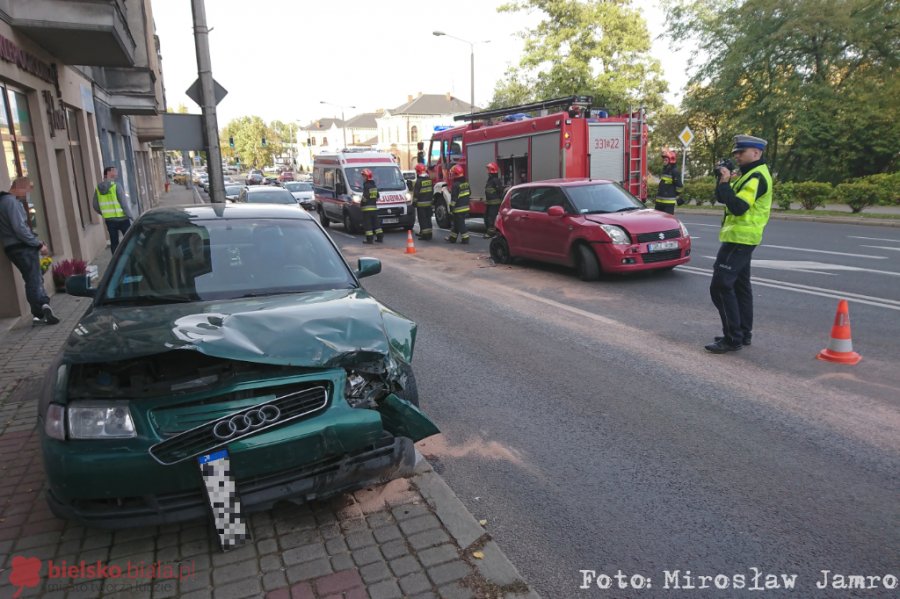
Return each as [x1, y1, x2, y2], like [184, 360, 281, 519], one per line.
[325, 213, 898, 599]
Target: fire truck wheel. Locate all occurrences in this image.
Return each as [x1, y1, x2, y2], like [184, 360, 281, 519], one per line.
[434, 199, 451, 229]
[575, 244, 601, 281]
[318, 207, 330, 228]
[489, 236, 511, 264]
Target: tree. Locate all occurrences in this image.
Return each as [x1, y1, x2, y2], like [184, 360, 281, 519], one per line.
[491, 0, 667, 112]
[220, 116, 279, 169]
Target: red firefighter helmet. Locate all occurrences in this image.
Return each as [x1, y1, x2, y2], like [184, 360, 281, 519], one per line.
[450, 164, 465, 178]
[360, 168, 374, 181]
[486, 162, 499, 174]
[415, 163, 427, 175]
[661, 149, 677, 164]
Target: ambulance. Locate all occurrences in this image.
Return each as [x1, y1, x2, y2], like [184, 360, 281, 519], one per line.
[313, 151, 415, 233]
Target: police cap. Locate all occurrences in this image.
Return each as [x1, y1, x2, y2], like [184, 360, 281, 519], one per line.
[732, 134, 768, 153]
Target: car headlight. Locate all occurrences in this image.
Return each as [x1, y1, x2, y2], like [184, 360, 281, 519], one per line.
[679, 221, 689, 238]
[406, 191, 414, 204]
[599, 224, 630, 244]
[351, 193, 362, 204]
[67, 402, 136, 439]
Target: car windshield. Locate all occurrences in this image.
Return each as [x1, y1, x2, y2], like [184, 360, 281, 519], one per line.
[284, 182, 312, 192]
[565, 183, 644, 214]
[245, 189, 296, 204]
[100, 218, 357, 304]
[346, 166, 406, 192]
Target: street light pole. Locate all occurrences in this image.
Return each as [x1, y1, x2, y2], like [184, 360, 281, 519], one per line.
[320, 101, 355, 150]
[433, 31, 488, 109]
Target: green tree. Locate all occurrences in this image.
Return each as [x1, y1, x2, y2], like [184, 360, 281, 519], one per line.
[491, 0, 667, 112]
[220, 116, 279, 169]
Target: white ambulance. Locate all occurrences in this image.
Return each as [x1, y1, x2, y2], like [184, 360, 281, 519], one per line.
[313, 151, 415, 233]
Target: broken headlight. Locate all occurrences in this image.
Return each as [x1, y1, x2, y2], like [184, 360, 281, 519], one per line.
[67, 402, 136, 439]
[344, 371, 389, 408]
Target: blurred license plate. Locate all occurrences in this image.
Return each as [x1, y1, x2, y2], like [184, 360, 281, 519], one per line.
[382, 217, 399, 224]
[647, 240, 679, 252]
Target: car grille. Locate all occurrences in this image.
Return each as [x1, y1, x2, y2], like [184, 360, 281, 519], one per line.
[642, 249, 683, 263]
[635, 228, 681, 243]
[149, 386, 329, 466]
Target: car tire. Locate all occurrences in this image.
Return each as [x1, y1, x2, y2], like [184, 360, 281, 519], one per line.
[576, 244, 601, 281]
[318, 207, 330, 228]
[343, 212, 360, 234]
[396, 365, 420, 407]
[490, 236, 511, 264]
[434, 197, 451, 229]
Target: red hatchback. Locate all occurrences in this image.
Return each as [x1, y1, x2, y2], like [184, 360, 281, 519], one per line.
[490, 179, 691, 280]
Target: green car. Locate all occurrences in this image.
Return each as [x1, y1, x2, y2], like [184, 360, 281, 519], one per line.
[39, 204, 438, 528]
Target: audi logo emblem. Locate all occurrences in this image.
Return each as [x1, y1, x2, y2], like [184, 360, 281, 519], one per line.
[658, 232, 665, 240]
[212, 405, 282, 440]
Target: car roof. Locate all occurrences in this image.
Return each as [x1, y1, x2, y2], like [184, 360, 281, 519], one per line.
[139, 204, 315, 222]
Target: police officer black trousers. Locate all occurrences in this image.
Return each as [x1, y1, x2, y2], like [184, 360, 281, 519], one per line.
[709, 242, 754, 345]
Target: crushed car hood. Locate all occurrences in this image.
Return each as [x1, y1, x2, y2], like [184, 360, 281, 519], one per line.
[63, 288, 416, 368]
[583, 209, 681, 233]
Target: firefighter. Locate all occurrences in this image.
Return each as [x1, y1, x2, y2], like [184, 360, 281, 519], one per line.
[445, 164, 470, 244]
[655, 149, 684, 214]
[412, 163, 434, 240]
[483, 162, 503, 238]
[360, 168, 383, 244]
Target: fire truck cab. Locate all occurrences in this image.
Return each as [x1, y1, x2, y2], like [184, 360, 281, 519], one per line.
[426, 96, 648, 229]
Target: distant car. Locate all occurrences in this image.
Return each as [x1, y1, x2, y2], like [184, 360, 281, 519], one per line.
[284, 181, 315, 210]
[401, 170, 416, 191]
[239, 186, 297, 205]
[224, 185, 243, 202]
[264, 177, 280, 186]
[489, 179, 691, 280]
[246, 170, 264, 186]
[278, 171, 295, 182]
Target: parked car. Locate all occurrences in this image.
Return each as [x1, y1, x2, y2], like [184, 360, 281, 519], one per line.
[40, 204, 437, 527]
[278, 171, 295, 182]
[224, 185, 243, 202]
[239, 185, 297, 205]
[246, 170, 264, 185]
[283, 181, 315, 210]
[489, 179, 691, 280]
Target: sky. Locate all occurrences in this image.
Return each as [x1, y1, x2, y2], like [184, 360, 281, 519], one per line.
[152, 0, 693, 126]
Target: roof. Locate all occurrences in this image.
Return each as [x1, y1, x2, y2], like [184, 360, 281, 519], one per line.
[345, 111, 383, 129]
[300, 117, 344, 130]
[388, 94, 478, 115]
[141, 204, 314, 221]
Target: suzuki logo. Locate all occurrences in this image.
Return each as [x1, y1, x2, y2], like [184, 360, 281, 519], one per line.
[658, 232, 665, 240]
[212, 405, 281, 440]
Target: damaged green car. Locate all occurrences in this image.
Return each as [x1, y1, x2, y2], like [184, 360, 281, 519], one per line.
[38, 204, 438, 528]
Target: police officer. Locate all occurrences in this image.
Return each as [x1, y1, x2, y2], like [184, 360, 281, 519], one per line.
[360, 168, 383, 244]
[445, 164, 470, 244]
[412, 164, 433, 240]
[483, 162, 503, 238]
[706, 134, 773, 354]
[654, 149, 683, 214]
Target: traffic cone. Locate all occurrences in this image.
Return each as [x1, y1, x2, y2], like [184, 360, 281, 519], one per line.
[816, 299, 861, 365]
[405, 229, 417, 255]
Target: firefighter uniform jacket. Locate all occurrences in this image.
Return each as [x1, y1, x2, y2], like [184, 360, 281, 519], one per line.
[485, 174, 503, 205]
[451, 178, 471, 212]
[361, 180, 379, 212]
[413, 175, 433, 207]
[656, 163, 683, 204]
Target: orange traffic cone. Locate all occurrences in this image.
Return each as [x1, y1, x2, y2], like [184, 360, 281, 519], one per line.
[816, 299, 861, 365]
[405, 230, 416, 255]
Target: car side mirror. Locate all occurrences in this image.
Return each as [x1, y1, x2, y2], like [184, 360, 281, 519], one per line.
[356, 257, 381, 279]
[65, 274, 96, 297]
[547, 205, 566, 217]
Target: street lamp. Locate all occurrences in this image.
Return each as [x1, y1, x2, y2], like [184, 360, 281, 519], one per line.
[433, 31, 490, 110]
[320, 101, 356, 150]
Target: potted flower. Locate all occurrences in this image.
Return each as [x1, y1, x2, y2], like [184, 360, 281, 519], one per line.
[52, 258, 88, 292]
[40, 256, 53, 274]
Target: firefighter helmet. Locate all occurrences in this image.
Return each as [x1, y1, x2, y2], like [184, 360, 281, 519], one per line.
[661, 149, 677, 164]
[415, 163, 427, 174]
[486, 162, 499, 174]
[450, 164, 464, 177]
[360, 168, 374, 180]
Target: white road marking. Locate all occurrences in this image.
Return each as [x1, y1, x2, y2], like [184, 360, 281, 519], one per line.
[861, 245, 900, 252]
[759, 244, 887, 259]
[677, 265, 900, 311]
[750, 260, 900, 277]
[690, 236, 702, 239]
[849, 235, 900, 243]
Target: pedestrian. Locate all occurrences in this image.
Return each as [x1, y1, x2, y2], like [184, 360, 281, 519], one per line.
[445, 164, 470, 244]
[92, 166, 134, 254]
[655, 149, 684, 214]
[706, 134, 773, 354]
[360, 168, 383, 244]
[0, 176, 59, 325]
[483, 162, 503, 238]
[412, 164, 434, 240]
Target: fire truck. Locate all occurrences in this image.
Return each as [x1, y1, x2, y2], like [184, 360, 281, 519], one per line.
[426, 95, 648, 228]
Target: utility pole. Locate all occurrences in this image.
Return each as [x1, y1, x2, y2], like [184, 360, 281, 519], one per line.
[191, 0, 225, 203]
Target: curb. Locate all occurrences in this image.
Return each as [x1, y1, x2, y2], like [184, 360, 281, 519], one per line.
[681, 208, 900, 227]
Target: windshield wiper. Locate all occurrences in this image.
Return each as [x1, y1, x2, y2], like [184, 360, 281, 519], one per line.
[104, 294, 195, 305]
[613, 206, 641, 212]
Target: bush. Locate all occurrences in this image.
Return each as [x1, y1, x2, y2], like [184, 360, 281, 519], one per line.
[833, 182, 888, 213]
[52, 258, 88, 290]
[682, 178, 717, 206]
[791, 181, 832, 210]
[646, 181, 658, 201]
[773, 181, 794, 210]
[852, 173, 900, 206]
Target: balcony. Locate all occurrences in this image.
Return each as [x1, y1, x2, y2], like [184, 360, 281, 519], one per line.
[95, 67, 159, 115]
[133, 115, 164, 142]
[13, 0, 136, 67]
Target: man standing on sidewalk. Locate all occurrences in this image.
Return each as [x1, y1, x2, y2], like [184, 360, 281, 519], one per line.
[92, 166, 134, 254]
[0, 176, 59, 325]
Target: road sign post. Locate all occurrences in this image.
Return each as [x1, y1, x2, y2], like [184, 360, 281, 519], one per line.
[678, 126, 694, 182]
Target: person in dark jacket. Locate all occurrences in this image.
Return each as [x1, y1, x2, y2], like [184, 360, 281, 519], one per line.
[412, 164, 433, 240]
[445, 164, 470, 244]
[655, 149, 683, 214]
[0, 177, 58, 324]
[92, 166, 135, 254]
[360, 169, 383, 244]
[483, 162, 503, 238]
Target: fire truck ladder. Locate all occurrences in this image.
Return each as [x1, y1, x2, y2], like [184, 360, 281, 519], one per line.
[453, 95, 594, 122]
[627, 107, 646, 194]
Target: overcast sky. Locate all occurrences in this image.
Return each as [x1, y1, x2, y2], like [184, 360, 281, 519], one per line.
[152, 0, 692, 125]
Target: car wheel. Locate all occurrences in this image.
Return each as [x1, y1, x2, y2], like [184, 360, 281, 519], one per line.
[434, 198, 450, 229]
[576, 244, 601, 281]
[396, 365, 420, 407]
[490, 236, 511, 264]
[343, 212, 359, 234]
[318, 206, 330, 228]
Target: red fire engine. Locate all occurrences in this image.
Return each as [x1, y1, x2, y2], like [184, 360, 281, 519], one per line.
[426, 95, 648, 228]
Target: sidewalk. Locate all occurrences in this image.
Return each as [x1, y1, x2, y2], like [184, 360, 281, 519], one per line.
[0, 187, 537, 599]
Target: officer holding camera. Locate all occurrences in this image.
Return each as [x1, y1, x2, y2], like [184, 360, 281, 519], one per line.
[706, 134, 773, 354]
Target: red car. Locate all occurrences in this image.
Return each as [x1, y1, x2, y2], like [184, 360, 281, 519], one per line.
[489, 179, 691, 280]
[278, 170, 295, 182]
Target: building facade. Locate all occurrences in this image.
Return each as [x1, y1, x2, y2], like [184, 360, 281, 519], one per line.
[377, 94, 476, 168]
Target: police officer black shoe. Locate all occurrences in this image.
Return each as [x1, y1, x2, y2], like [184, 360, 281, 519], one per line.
[704, 339, 742, 354]
[715, 335, 751, 346]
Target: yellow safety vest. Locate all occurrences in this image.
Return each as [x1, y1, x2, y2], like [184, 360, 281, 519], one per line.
[720, 163, 773, 246]
[97, 183, 125, 219]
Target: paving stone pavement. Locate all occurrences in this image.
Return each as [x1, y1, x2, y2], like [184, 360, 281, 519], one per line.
[0, 188, 538, 599]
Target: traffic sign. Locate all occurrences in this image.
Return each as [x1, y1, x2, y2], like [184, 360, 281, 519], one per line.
[186, 78, 228, 107]
[679, 126, 694, 147]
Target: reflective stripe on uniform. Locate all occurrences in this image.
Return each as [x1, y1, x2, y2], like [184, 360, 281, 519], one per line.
[720, 164, 773, 246]
[97, 184, 125, 219]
